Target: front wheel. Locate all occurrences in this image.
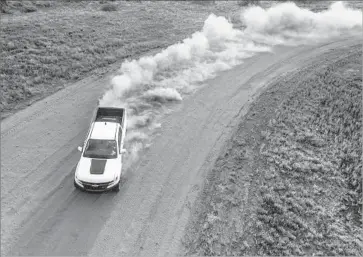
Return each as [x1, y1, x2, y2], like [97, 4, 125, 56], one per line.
[74, 180, 84, 191]
[112, 182, 120, 192]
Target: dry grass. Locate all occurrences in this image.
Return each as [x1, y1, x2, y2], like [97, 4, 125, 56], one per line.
[0, 0, 240, 118]
[100, 3, 117, 12]
[2, 0, 362, 118]
[0, 0, 54, 14]
[255, 50, 362, 256]
[183, 46, 362, 256]
[237, 0, 261, 7]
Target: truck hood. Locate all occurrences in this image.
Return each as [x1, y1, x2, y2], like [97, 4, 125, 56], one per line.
[75, 157, 121, 183]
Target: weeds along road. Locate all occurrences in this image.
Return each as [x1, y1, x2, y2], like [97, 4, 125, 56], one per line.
[1, 35, 360, 256]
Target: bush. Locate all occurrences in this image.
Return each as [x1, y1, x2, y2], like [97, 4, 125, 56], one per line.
[23, 6, 37, 13]
[238, 0, 260, 6]
[1, 0, 40, 13]
[100, 3, 117, 12]
[34, 1, 53, 8]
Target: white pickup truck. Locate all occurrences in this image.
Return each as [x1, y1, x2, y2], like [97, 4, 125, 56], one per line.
[74, 107, 127, 192]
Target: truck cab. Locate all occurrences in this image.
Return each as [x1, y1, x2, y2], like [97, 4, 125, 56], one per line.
[74, 107, 127, 192]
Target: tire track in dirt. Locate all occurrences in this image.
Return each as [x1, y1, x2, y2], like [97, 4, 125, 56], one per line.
[182, 41, 361, 256]
[1, 36, 359, 256]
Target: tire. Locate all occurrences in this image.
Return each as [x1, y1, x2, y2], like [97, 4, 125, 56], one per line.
[113, 182, 120, 192]
[74, 180, 83, 191]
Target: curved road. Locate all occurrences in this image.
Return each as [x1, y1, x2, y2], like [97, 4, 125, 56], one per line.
[1, 36, 360, 256]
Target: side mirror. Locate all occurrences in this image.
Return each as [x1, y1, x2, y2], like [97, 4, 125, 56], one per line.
[77, 146, 83, 152]
[120, 149, 127, 154]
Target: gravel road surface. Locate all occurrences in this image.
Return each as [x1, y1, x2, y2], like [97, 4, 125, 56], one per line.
[1, 35, 359, 256]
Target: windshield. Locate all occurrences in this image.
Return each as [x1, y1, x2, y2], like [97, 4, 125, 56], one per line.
[83, 139, 117, 159]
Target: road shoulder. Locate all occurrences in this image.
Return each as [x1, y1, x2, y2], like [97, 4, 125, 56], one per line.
[182, 43, 362, 256]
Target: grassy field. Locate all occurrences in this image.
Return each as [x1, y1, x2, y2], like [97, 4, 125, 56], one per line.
[183, 45, 362, 255]
[0, 0, 241, 118]
[255, 49, 362, 256]
[3, 0, 362, 119]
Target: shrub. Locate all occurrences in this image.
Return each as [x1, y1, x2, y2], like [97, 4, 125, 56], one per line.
[34, 1, 53, 8]
[101, 3, 117, 12]
[23, 6, 37, 13]
[238, 0, 260, 7]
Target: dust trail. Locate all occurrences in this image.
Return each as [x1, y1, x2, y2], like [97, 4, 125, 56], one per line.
[99, 1, 361, 166]
[242, 1, 362, 45]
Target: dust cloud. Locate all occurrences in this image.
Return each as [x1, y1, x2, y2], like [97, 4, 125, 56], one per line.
[100, 1, 361, 165]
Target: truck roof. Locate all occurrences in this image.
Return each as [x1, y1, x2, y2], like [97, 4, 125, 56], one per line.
[90, 121, 118, 140]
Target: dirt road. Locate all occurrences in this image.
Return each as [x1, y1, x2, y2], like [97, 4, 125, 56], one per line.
[1, 36, 359, 256]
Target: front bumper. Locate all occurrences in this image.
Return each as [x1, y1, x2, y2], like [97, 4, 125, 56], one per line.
[74, 177, 119, 192]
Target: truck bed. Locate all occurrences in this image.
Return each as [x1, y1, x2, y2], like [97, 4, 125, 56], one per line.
[95, 107, 125, 125]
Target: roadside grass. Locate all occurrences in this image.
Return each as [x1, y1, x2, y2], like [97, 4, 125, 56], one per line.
[2, 0, 362, 118]
[0, 0, 56, 14]
[100, 3, 117, 12]
[255, 50, 362, 256]
[183, 46, 362, 256]
[0, 0, 240, 118]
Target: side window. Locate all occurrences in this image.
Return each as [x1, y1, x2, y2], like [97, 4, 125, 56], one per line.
[118, 127, 122, 146]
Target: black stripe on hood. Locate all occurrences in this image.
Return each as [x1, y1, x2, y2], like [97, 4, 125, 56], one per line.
[90, 159, 107, 175]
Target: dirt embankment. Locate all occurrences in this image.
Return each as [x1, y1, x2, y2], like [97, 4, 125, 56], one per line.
[183, 45, 362, 256]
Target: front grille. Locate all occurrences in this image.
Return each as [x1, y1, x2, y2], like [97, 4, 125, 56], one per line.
[80, 180, 111, 190]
